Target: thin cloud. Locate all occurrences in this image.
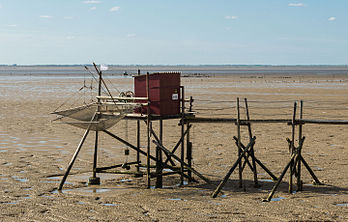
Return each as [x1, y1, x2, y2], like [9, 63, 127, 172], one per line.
[40, 15, 52, 19]
[328, 17, 336, 21]
[0, 4, 2, 9]
[83, 0, 101, 3]
[64, 16, 74, 20]
[6, 24, 18, 27]
[127, 34, 136, 38]
[225, 15, 238, 20]
[288, 3, 304, 7]
[66, 36, 75, 40]
[110, 6, 120, 12]
[90, 6, 97, 10]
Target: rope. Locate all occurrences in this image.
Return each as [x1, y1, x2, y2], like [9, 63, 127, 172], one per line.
[53, 87, 85, 112]
[103, 75, 121, 94]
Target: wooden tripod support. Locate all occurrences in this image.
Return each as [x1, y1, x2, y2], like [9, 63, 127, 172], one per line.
[212, 98, 277, 198]
[263, 101, 322, 202]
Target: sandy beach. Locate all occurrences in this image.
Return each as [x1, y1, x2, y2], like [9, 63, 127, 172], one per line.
[1, 71, 348, 221]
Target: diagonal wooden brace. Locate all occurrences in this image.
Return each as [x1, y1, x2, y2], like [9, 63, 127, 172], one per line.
[103, 129, 196, 182]
[234, 137, 278, 181]
[211, 136, 256, 198]
[153, 140, 211, 184]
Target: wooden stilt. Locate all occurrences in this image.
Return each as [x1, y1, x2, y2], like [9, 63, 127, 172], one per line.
[236, 98, 243, 188]
[186, 123, 193, 181]
[180, 86, 185, 185]
[155, 119, 163, 188]
[89, 63, 103, 185]
[297, 100, 303, 191]
[136, 69, 141, 173]
[146, 72, 151, 188]
[211, 137, 256, 198]
[244, 98, 259, 187]
[92, 131, 98, 178]
[289, 102, 297, 193]
[89, 130, 100, 185]
[136, 120, 140, 172]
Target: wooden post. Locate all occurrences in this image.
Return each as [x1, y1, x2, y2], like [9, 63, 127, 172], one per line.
[180, 86, 185, 185]
[89, 63, 102, 185]
[155, 119, 163, 188]
[236, 98, 243, 188]
[146, 72, 151, 188]
[186, 123, 193, 181]
[93, 132, 98, 179]
[244, 98, 259, 187]
[136, 120, 140, 172]
[297, 100, 303, 191]
[289, 102, 297, 193]
[189, 96, 193, 112]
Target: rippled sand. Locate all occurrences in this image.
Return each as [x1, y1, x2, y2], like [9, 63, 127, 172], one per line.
[0, 74, 347, 221]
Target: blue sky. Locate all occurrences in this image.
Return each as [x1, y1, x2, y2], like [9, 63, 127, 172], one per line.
[0, 0, 347, 65]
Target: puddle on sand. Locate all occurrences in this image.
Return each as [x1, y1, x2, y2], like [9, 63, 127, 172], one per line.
[82, 188, 113, 193]
[209, 201, 222, 205]
[102, 203, 119, 206]
[41, 180, 73, 185]
[1, 202, 18, 205]
[259, 179, 273, 183]
[271, 197, 286, 201]
[119, 179, 133, 182]
[23, 195, 32, 199]
[2, 162, 12, 166]
[167, 198, 183, 201]
[0, 150, 8, 153]
[163, 168, 173, 173]
[335, 202, 348, 207]
[40, 195, 58, 199]
[313, 167, 323, 171]
[51, 189, 73, 194]
[46, 176, 61, 180]
[12, 176, 28, 182]
[175, 181, 189, 187]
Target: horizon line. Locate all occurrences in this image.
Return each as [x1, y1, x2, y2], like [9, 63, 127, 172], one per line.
[1, 64, 348, 67]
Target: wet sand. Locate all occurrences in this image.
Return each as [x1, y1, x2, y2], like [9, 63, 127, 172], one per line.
[0, 74, 348, 221]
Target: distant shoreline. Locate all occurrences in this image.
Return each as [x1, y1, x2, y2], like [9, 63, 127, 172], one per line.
[1, 65, 348, 77]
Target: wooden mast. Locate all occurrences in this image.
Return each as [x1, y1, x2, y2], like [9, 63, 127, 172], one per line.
[89, 62, 102, 185]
